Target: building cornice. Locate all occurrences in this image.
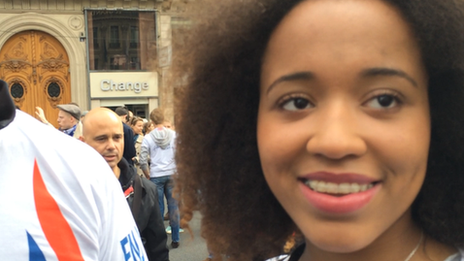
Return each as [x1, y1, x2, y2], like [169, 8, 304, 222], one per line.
[0, 0, 171, 12]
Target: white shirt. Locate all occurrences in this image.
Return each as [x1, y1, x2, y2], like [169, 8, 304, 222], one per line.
[0, 110, 147, 260]
[140, 128, 176, 178]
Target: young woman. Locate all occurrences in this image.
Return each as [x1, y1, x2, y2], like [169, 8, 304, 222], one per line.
[131, 116, 145, 176]
[174, 0, 464, 261]
[143, 121, 154, 136]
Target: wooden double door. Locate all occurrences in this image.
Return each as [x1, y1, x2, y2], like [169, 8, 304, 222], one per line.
[0, 30, 71, 128]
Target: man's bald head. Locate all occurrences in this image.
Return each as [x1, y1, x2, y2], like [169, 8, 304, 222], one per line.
[80, 108, 124, 177]
[82, 108, 122, 135]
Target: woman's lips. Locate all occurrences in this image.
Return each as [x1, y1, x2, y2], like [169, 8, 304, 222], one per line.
[299, 172, 381, 214]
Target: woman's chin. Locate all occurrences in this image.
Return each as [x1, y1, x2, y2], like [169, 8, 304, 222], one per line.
[306, 232, 376, 254]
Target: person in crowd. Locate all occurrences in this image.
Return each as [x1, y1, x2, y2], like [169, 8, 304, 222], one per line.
[159, 120, 182, 228]
[162, 120, 173, 130]
[131, 116, 145, 177]
[143, 121, 155, 135]
[128, 110, 134, 125]
[161, 119, 175, 221]
[115, 106, 136, 165]
[140, 108, 180, 249]
[203, 251, 214, 261]
[174, 0, 464, 261]
[141, 120, 154, 172]
[0, 81, 147, 260]
[79, 107, 169, 261]
[81, 110, 89, 121]
[35, 103, 82, 138]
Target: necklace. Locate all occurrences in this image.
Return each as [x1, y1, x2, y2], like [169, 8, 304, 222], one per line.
[404, 231, 424, 261]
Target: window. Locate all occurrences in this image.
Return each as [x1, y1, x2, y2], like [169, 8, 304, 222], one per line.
[130, 57, 140, 70]
[47, 82, 61, 98]
[130, 26, 139, 48]
[10, 83, 24, 99]
[86, 10, 157, 71]
[93, 27, 99, 48]
[109, 26, 120, 49]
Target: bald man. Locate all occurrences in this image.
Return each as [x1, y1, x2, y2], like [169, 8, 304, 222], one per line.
[80, 109, 124, 177]
[80, 108, 169, 261]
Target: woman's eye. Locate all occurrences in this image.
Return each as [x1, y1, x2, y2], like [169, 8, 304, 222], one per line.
[281, 97, 312, 111]
[365, 94, 398, 109]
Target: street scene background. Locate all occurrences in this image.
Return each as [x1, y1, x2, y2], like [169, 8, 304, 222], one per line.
[166, 211, 209, 261]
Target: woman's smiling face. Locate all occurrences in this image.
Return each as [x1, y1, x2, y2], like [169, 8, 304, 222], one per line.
[258, 0, 430, 253]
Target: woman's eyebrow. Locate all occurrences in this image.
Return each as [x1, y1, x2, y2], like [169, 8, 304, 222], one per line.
[360, 67, 418, 87]
[266, 71, 315, 95]
[265, 68, 418, 94]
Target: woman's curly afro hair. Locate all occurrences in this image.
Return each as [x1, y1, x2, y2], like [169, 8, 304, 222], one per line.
[174, 0, 464, 260]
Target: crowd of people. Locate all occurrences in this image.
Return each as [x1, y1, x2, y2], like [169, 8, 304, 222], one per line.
[1, 82, 148, 260]
[2, 91, 179, 260]
[3, 0, 464, 260]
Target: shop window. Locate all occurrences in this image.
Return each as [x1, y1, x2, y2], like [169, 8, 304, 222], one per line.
[110, 55, 126, 70]
[109, 58, 117, 70]
[130, 57, 140, 70]
[86, 10, 157, 71]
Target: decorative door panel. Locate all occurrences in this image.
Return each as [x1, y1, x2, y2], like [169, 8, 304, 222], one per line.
[0, 31, 71, 129]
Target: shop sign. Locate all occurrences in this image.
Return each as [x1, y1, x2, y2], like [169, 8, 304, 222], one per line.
[100, 80, 149, 93]
[90, 72, 158, 98]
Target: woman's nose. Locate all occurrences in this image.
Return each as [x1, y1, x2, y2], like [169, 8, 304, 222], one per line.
[306, 102, 367, 160]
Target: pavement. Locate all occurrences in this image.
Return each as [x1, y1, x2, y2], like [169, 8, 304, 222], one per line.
[164, 211, 210, 261]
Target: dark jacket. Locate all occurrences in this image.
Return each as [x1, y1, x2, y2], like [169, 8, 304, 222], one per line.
[118, 158, 169, 261]
[123, 122, 136, 165]
[0, 80, 15, 130]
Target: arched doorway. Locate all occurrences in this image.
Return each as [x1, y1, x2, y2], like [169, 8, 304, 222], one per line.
[0, 30, 71, 128]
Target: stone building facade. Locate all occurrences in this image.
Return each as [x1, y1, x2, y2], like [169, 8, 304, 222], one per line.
[0, 0, 175, 125]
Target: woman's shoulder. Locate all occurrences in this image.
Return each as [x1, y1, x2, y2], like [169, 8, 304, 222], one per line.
[265, 255, 289, 261]
[450, 248, 464, 261]
[265, 246, 464, 261]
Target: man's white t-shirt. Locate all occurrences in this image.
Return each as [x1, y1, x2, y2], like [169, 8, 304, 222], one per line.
[0, 110, 147, 260]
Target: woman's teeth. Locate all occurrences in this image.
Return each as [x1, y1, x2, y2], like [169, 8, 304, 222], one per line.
[305, 180, 374, 194]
